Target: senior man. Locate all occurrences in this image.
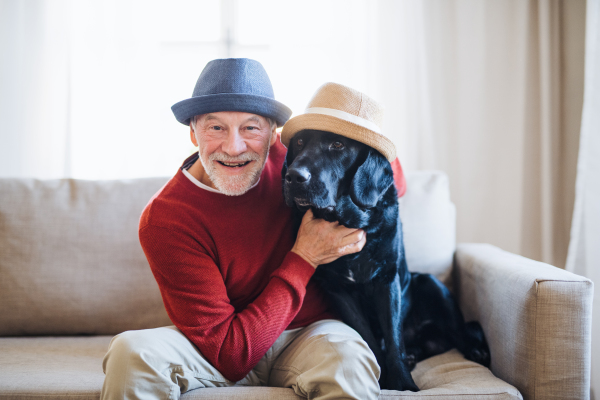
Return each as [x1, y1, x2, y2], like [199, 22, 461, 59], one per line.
[100, 58, 380, 400]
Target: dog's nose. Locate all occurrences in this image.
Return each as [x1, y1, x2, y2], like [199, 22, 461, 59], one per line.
[286, 168, 311, 184]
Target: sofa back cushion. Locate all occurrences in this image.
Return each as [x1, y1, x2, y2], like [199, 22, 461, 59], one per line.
[400, 171, 457, 281]
[0, 177, 172, 336]
[0, 171, 455, 336]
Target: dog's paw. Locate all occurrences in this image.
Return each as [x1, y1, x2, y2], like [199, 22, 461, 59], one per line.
[406, 353, 417, 371]
[465, 347, 491, 368]
[382, 364, 420, 392]
[464, 321, 491, 367]
[401, 380, 420, 392]
[382, 378, 420, 392]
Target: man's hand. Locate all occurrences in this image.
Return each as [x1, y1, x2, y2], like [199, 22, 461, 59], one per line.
[291, 209, 366, 269]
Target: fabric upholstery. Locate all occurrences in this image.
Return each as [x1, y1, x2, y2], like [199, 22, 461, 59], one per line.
[0, 171, 455, 336]
[0, 177, 172, 336]
[455, 243, 593, 400]
[0, 336, 110, 400]
[0, 337, 520, 400]
[2, 173, 588, 399]
[400, 170, 456, 281]
[385, 349, 522, 400]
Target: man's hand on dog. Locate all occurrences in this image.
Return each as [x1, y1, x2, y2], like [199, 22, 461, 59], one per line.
[291, 209, 366, 269]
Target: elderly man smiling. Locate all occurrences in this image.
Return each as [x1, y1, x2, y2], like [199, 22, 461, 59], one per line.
[100, 58, 380, 400]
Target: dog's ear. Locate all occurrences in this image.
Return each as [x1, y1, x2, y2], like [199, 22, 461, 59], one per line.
[350, 149, 394, 208]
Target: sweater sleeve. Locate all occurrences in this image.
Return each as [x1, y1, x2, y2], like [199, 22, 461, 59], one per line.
[139, 223, 315, 382]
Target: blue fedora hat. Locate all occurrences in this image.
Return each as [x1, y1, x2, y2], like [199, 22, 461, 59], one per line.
[171, 58, 292, 127]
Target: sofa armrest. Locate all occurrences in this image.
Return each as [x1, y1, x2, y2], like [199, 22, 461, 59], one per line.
[454, 243, 593, 400]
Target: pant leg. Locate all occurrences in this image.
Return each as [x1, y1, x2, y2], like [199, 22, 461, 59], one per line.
[268, 319, 381, 400]
[100, 325, 243, 400]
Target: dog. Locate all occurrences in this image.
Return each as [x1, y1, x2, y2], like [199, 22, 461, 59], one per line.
[282, 129, 490, 391]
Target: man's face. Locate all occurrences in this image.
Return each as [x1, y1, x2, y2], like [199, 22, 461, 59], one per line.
[190, 111, 277, 196]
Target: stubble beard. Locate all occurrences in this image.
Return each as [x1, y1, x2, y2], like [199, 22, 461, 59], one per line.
[198, 135, 272, 196]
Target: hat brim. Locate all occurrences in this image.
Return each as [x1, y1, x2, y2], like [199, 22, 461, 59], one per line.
[281, 114, 396, 162]
[172, 93, 292, 127]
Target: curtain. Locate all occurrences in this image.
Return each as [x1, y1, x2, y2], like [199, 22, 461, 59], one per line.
[0, 0, 593, 394]
[0, 0, 587, 269]
[0, 0, 382, 179]
[373, 0, 585, 269]
[567, 0, 600, 397]
[0, 0, 71, 178]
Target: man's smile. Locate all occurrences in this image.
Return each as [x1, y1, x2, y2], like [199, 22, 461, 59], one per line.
[216, 160, 253, 168]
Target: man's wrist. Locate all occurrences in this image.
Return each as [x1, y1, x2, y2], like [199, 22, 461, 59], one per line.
[290, 248, 318, 269]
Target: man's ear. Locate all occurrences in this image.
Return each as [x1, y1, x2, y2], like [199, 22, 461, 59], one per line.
[270, 128, 278, 147]
[350, 149, 394, 208]
[190, 127, 199, 147]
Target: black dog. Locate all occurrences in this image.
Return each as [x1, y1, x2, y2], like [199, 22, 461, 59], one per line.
[282, 129, 490, 391]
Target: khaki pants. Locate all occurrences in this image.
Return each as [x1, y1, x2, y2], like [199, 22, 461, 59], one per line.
[100, 319, 380, 400]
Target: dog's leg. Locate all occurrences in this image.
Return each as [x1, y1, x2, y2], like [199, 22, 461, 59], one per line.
[371, 274, 419, 392]
[325, 289, 385, 368]
[409, 273, 491, 368]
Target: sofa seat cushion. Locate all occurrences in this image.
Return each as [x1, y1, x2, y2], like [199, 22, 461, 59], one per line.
[0, 337, 521, 400]
[0, 336, 110, 400]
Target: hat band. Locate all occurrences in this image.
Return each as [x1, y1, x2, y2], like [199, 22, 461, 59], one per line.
[304, 107, 382, 134]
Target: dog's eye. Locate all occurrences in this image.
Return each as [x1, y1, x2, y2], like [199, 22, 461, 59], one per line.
[296, 138, 304, 147]
[330, 141, 345, 150]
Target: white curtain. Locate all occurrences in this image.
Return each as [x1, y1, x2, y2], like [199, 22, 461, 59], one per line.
[0, 0, 382, 180]
[372, 0, 586, 269]
[0, 0, 588, 267]
[567, 0, 600, 397]
[0, 0, 71, 178]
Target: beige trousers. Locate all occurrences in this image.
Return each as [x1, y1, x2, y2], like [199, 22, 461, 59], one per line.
[100, 319, 380, 400]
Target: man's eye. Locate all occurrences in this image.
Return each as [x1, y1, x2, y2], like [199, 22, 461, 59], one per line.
[211, 126, 222, 131]
[330, 141, 344, 149]
[297, 138, 304, 146]
[246, 126, 256, 130]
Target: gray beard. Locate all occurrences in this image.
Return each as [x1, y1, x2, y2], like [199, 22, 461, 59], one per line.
[198, 145, 271, 196]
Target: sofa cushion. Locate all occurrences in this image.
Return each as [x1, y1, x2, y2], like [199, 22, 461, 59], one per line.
[0, 178, 172, 336]
[400, 171, 456, 280]
[0, 171, 456, 336]
[0, 336, 110, 400]
[0, 337, 520, 399]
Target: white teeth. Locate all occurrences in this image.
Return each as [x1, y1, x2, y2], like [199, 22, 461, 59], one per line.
[294, 198, 311, 207]
[220, 161, 248, 167]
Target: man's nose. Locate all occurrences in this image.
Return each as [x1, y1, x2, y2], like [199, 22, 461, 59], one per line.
[221, 129, 247, 156]
[285, 167, 311, 184]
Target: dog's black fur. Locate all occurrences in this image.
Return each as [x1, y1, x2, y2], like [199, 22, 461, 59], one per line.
[282, 130, 490, 391]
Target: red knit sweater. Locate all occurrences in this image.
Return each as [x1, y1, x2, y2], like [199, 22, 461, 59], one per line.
[139, 138, 406, 382]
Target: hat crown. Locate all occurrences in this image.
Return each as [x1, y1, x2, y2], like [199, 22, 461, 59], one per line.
[192, 58, 275, 99]
[307, 82, 384, 128]
[281, 82, 396, 161]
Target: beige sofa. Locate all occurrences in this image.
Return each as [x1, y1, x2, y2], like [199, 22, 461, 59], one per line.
[0, 171, 592, 400]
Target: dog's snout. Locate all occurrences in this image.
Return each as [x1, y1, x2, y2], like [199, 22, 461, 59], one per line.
[286, 168, 311, 184]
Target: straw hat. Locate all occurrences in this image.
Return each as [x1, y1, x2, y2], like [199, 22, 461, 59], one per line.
[281, 82, 396, 161]
[171, 58, 292, 127]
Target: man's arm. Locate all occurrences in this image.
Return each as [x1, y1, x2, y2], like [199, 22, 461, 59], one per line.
[139, 223, 315, 382]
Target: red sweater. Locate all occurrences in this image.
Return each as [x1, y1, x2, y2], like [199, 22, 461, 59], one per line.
[139, 139, 406, 382]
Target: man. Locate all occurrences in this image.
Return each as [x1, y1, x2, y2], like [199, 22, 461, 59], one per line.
[100, 58, 380, 400]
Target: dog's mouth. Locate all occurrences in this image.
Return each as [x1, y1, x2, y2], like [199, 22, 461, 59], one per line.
[294, 197, 336, 213]
[294, 197, 312, 208]
[217, 161, 252, 168]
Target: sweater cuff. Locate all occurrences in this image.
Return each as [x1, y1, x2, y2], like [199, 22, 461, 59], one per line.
[271, 251, 316, 289]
